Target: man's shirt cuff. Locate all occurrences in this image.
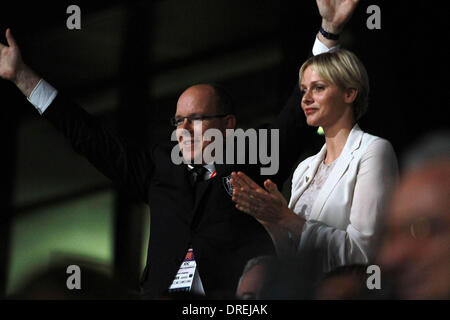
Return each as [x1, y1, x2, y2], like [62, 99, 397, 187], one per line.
[312, 36, 340, 56]
[27, 79, 58, 115]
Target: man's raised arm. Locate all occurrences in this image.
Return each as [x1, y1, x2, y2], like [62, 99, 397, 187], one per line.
[316, 0, 360, 50]
[0, 28, 40, 97]
[267, 0, 360, 187]
[0, 28, 154, 203]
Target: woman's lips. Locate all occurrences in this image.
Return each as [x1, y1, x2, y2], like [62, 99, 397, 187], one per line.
[305, 108, 317, 115]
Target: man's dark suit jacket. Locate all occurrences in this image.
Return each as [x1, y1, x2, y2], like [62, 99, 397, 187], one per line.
[41, 84, 306, 298]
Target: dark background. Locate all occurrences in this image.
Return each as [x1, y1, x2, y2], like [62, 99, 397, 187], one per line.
[0, 0, 447, 298]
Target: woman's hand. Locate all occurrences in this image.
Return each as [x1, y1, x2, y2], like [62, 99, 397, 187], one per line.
[230, 171, 294, 227]
[231, 171, 306, 255]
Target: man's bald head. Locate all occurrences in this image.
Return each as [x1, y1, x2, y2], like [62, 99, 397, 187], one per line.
[176, 84, 235, 117]
[175, 84, 236, 164]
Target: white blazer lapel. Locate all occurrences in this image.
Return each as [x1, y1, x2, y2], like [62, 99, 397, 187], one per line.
[309, 124, 364, 221]
[289, 144, 327, 209]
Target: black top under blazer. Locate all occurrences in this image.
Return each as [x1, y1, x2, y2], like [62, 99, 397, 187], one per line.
[42, 83, 307, 298]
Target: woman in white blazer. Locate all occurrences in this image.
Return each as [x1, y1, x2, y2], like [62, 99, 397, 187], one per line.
[231, 49, 398, 272]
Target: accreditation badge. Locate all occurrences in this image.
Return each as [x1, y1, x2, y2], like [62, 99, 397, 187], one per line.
[168, 249, 197, 293]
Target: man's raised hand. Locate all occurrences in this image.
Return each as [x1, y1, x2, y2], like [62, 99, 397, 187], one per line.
[0, 29, 23, 82]
[317, 0, 360, 34]
[0, 29, 40, 97]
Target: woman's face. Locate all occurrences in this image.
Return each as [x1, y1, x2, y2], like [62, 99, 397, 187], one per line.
[300, 66, 353, 129]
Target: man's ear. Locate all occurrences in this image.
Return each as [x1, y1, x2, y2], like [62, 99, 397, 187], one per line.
[344, 88, 358, 104]
[225, 114, 237, 130]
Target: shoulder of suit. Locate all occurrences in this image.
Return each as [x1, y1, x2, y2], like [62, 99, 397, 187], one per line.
[150, 141, 177, 154]
[357, 132, 396, 163]
[360, 131, 393, 151]
[144, 142, 178, 164]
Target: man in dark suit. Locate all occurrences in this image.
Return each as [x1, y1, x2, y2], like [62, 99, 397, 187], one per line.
[0, 1, 359, 298]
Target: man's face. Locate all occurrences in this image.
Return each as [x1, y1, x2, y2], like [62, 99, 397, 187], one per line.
[175, 85, 232, 164]
[377, 162, 450, 299]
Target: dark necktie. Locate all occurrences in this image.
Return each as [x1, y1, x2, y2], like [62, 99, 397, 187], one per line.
[190, 165, 207, 185]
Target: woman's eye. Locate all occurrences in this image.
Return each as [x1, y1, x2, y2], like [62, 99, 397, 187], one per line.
[314, 86, 324, 91]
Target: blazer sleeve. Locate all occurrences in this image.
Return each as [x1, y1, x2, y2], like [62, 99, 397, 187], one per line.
[297, 139, 399, 272]
[42, 93, 156, 203]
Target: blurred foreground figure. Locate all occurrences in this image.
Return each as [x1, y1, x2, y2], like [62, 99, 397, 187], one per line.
[314, 265, 366, 299]
[236, 250, 324, 300]
[377, 133, 450, 299]
[236, 256, 276, 300]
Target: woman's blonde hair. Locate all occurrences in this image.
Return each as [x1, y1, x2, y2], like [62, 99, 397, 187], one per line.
[299, 49, 369, 121]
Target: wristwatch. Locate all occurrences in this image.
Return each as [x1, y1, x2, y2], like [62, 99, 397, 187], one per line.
[319, 26, 340, 40]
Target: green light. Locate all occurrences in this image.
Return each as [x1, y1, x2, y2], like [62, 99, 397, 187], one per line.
[317, 126, 324, 135]
[7, 191, 114, 296]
